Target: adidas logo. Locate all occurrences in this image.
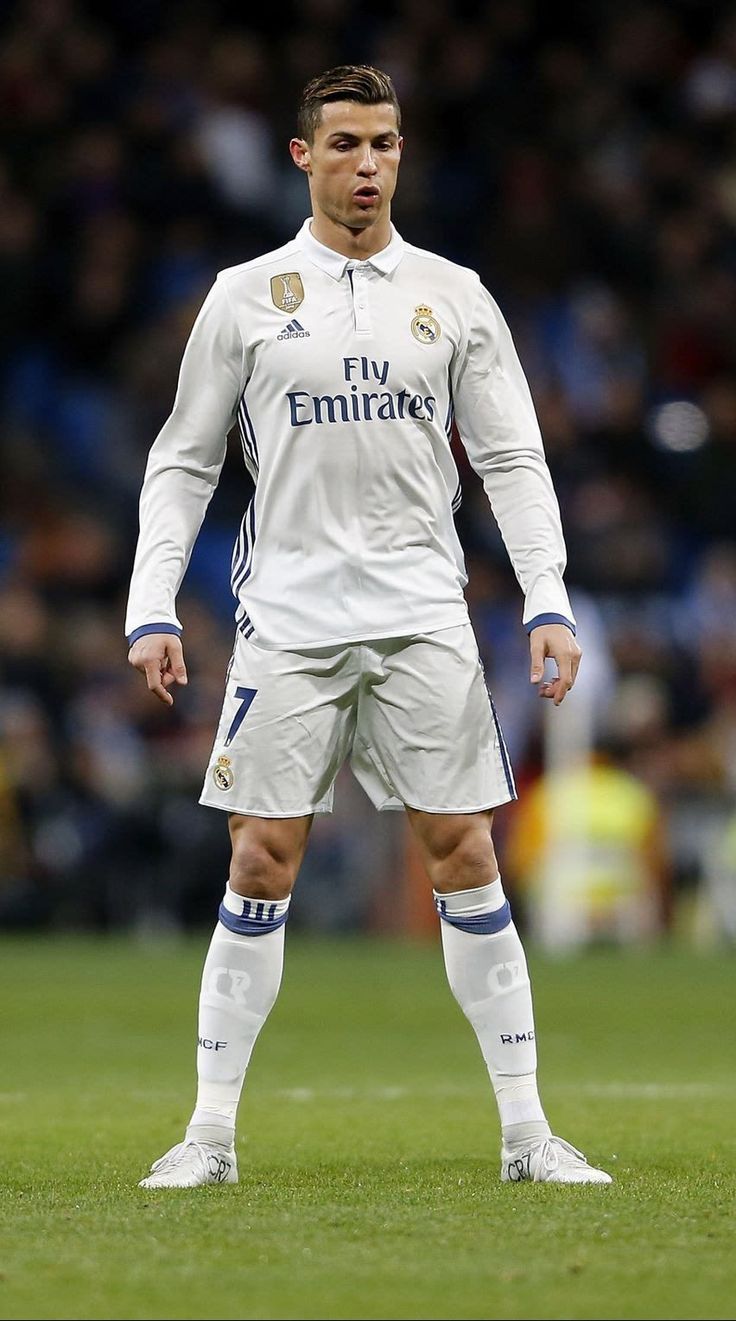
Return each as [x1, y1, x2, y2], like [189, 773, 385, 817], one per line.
[277, 319, 310, 340]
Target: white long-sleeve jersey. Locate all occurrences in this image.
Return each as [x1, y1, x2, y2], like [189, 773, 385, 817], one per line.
[125, 219, 575, 649]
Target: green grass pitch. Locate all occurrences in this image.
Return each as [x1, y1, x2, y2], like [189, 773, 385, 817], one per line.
[0, 934, 734, 1320]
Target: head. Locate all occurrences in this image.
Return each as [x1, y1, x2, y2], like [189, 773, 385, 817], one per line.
[290, 65, 403, 236]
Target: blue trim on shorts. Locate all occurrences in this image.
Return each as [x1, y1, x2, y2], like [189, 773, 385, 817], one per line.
[435, 897, 512, 934]
[489, 695, 516, 799]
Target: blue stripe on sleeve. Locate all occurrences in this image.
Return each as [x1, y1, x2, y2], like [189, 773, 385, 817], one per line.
[127, 622, 182, 645]
[525, 613, 576, 636]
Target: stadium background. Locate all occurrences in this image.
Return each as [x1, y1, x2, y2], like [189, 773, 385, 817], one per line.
[1, 0, 735, 943]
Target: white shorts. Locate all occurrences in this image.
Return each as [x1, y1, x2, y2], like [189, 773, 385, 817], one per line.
[199, 623, 516, 817]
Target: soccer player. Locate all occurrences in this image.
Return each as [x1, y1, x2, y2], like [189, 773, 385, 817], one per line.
[126, 65, 612, 1188]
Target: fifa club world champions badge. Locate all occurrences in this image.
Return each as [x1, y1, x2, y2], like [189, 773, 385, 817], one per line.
[271, 273, 305, 313]
[411, 304, 441, 343]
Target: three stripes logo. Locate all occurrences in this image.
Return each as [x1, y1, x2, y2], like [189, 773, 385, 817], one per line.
[277, 319, 310, 340]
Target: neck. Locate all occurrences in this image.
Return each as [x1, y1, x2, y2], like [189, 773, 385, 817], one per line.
[309, 209, 392, 260]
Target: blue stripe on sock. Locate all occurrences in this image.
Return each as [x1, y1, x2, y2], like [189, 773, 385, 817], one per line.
[218, 902, 289, 936]
[435, 899, 512, 935]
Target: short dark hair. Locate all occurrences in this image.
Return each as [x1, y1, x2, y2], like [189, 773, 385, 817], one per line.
[297, 65, 401, 144]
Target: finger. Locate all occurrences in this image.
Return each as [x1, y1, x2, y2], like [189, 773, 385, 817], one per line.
[556, 652, 573, 693]
[166, 638, 188, 685]
[538, 676, 573, 705]
[529, 637, 546, 684]
[144, 661, 174, 706]
[151, 682, 174, 706]
[553, 674, 574, 706]
[571, 651, 581, 686]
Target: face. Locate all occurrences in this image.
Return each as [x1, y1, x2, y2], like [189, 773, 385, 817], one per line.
[290, 100, 403, 232]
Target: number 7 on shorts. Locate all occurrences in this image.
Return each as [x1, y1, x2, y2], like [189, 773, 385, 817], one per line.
[224, 686, 258, 747]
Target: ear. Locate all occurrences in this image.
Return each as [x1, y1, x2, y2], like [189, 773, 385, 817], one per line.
[289, 137, 311, 173]
[397, 136, 404, 157]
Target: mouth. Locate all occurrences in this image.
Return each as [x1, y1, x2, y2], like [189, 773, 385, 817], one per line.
[353, 186, 380, 206]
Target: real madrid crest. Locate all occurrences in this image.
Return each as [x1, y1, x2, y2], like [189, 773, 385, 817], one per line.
[411, 304, 441, 344]
[270, 272, 305, 314]
[212, 754, 234, 791]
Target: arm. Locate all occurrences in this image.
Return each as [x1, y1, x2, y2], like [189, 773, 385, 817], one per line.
[452, 282, 580, 704]
[125, 275, 245, 703]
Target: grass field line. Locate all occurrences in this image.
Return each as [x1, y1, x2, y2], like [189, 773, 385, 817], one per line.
[2, 1081, 731, 1109]
[268, 1081, 736, 1101]
[569, 1081, 735, 1099]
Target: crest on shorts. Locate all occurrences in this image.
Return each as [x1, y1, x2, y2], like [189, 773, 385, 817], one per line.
[411, 304, 441, 344]
[212, 755, 234, 791]
[271, 273, 304, 313]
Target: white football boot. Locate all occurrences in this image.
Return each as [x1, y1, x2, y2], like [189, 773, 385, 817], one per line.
[501, 1135, 612, 1184]
[139, 1140, 238, 1188]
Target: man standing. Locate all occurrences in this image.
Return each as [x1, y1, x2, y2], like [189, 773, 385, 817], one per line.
[127, 65, 611, 1188]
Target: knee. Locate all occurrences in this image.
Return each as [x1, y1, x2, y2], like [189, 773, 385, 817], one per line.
[228, 837, 296, 901]
[428, 828, 498, 893]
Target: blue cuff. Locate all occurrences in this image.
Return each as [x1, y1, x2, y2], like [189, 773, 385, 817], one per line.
[525, 613, 576, 637]
[218, 901, 289, 937]
[435, 899, 512, 934]
[127, 623, 182, 646]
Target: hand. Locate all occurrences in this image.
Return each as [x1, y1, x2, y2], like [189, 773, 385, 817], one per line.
[529, 623, 581, 706]
[128, 633, 188, 707]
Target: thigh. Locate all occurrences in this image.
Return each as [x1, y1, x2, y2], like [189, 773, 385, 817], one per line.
[354, 624, 516, 814]
[199, 635, 358, 818]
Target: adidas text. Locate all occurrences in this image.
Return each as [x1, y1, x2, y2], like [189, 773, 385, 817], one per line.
[277, 319, 310, 340]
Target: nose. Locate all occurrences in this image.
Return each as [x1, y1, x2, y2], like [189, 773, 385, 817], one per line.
[357, 147, 378, 176]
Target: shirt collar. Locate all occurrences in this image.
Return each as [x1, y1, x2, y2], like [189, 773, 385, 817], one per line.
[296, 218, 404, 279]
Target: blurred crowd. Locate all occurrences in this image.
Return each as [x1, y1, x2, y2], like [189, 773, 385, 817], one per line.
[1, 0, 735, 939]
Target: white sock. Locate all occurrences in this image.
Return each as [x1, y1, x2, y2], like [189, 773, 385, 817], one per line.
[435, 878, 550, 1143]
[186, 885, 290, 1147]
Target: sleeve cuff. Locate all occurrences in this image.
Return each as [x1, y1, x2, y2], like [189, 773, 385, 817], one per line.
[524, 613, 576, 637]
[127, 623, 183, 646]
